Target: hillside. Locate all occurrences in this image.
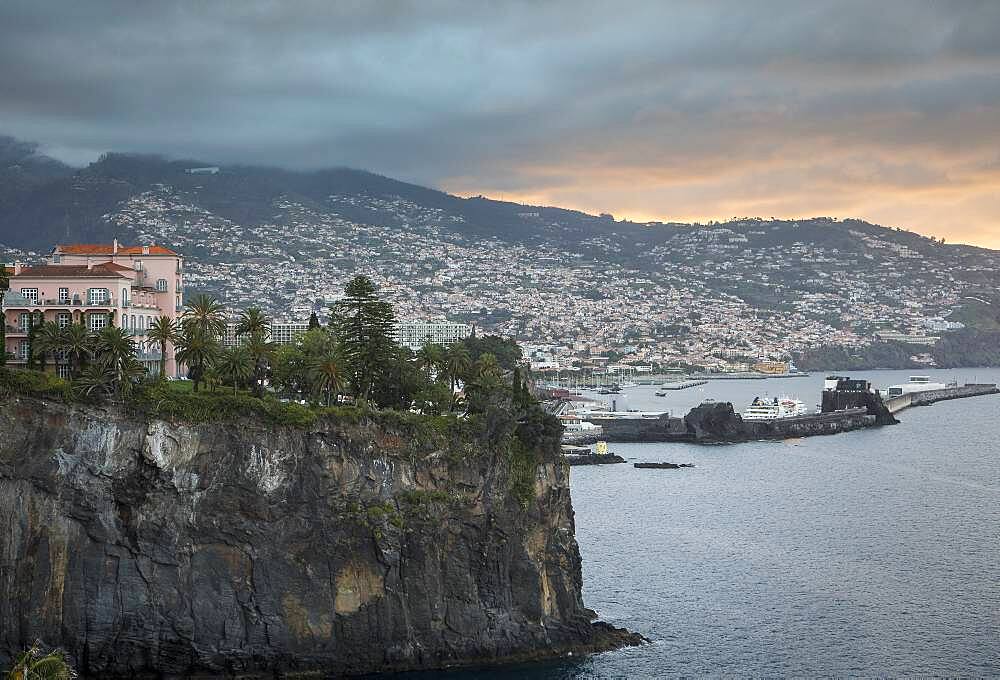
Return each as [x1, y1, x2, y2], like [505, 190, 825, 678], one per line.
[2, 135, 998, 368]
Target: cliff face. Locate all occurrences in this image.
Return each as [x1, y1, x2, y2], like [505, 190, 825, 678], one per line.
[0, 395, 636, 677]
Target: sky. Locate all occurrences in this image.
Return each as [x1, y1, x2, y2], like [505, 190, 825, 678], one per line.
[2, 1, 999, 248]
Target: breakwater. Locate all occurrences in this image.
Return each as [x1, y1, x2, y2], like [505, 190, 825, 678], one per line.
[595, 402, 875, 443]
[885, 383, 999, 414]
[658, 380, 707, 390]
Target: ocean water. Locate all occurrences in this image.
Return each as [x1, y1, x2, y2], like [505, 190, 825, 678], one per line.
[395, 368, 1000, 678]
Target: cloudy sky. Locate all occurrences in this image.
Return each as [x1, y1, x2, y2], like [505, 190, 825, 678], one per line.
[2, 1, 999, 247]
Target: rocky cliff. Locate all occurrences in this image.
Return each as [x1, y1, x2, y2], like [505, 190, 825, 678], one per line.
[0, 394, 639, 677]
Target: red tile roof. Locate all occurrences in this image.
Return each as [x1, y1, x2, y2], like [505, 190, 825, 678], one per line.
[101, 262, 135, 272]
[54, 243, 179, 256]
[12, 264, 132, 279]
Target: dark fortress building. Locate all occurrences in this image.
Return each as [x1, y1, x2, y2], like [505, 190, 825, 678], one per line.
[820, 376, 898, 426]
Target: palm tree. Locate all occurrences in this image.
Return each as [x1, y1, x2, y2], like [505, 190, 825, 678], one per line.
[182, 294, 226, 337]
[472, 352, 501, 380]
[236, 306, 270, 340]
[146, 316, 177, 379]
[92, 326, 142, 399]
[244, 331, 275, 397]
[25, 312, 41, 370]
[5, 642, 76, 679]
[93, 326, 135, 372]
[61, 323, 93, 378]
[445, 343, 472, 409]
[175, 326, 220, 392]
[309, 354, 345, 406]
[115, 357, 148, 400]
[216, 345, 253, 395]
[74, 362, 116, 398]
[416, 342, 444, 378]
[33, 321, 64, 373]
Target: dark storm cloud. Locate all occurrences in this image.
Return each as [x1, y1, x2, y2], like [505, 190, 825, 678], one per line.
[1, 0, 999, 244]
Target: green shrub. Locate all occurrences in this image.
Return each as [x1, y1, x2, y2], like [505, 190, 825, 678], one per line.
[0, 366, 75, 402]
[507, 436, 541, 510]
[131, 385, 339, 427]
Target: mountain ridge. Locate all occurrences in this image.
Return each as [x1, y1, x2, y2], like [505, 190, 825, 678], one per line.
[2, 134, 993, 256]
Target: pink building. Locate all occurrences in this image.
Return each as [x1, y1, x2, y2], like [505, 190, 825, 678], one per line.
[2, 241, 184, 377]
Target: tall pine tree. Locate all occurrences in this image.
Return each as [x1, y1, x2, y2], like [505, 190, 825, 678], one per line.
[331, 275, 396, 401]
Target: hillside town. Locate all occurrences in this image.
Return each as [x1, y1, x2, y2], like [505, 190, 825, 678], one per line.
[3, 185, 998, 373]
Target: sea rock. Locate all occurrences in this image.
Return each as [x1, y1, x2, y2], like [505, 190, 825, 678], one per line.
[564, 453, 626, 466]
[684, 402, 746, 441]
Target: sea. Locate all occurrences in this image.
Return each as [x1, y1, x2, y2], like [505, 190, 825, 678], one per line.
[394, 368, 1000, 678]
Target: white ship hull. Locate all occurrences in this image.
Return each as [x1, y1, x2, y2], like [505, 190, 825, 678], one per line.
[742, 396, 809, 421]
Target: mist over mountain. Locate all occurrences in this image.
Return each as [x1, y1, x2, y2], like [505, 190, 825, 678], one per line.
[3, 134, 994, 260]
[0, 139, 627, 253]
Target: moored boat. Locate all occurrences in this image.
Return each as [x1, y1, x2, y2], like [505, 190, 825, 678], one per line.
[742, 396, 809, 421]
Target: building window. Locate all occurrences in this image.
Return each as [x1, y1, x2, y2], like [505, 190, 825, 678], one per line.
[18, 312, 31, 332]
[134, 260, 143, 271]
[58, 287, 70, 303]
[156, 278, 167, 292]
[18, 341, 29, 360]
[88, 313, 109, 332]
[57, 312, 71, 329]
[88, 288, 109, 305]
[52, 254, 61, 264]
[20, 288, 38, 304]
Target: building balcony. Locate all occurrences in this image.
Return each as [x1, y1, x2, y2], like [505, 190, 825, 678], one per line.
[5, 324, 27, 336]
[5, 298, 118, 310]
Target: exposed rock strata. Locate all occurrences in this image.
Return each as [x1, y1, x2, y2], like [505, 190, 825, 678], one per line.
[0, 395, 641, 677]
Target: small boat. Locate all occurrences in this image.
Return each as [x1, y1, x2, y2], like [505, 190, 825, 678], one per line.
[654, 390, 667, 397]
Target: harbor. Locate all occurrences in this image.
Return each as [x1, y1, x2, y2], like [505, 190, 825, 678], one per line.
[547, 369, 999, 447]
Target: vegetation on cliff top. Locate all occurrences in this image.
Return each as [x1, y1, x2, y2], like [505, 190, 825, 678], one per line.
[1, 275, 562, 507]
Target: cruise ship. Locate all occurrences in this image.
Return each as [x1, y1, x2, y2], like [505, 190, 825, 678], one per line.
[742, 396, 809, 421]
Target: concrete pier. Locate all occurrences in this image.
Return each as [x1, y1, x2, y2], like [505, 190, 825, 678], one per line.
[885, 383, 999, 414]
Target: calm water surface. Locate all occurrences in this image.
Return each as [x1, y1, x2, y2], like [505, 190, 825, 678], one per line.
[392, 369, 1000, 677]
